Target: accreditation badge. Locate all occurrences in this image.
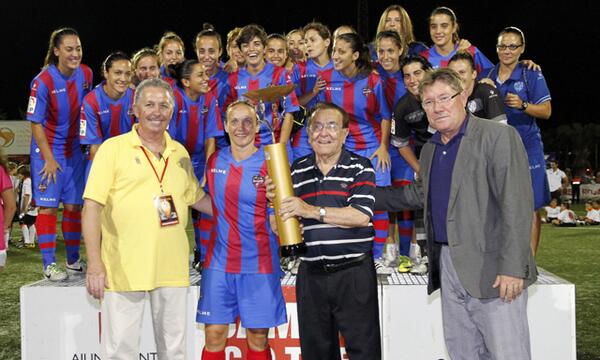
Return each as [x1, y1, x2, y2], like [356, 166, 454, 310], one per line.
[154, 194, 179, 226]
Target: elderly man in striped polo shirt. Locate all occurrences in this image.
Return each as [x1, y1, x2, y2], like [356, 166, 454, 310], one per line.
[271, 101, 380, 360]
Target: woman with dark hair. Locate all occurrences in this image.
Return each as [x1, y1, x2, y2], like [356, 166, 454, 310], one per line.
[290, 21, 333, 161]
[316, 32, 392, 265]
[421, 6, 494, 75]
[168, 60, 223, 272]
[0, 150, 17, 270]
[27, 27, 92, 281]
[265, 33, 289, 69]
[80, 51, 135, 162]
[486, 26, 552, 256]
[157, 31, 185, 87]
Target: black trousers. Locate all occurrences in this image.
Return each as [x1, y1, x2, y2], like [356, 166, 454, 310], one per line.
[296, 256, 381, 360]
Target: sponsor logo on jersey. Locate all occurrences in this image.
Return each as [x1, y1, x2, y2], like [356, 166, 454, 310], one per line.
[252, 175, 265, 188]
[210, 168, 227, 175]
[514, 81, 524, 92]
[51, 88, 67, 95]
[201, 105, 209, 114]
[97, 109, 109, 116]
[325, 86, 342, 92]
[27, 96, 37, 115]
[79, 119, 86, 136]
[467, 100, 478, 113]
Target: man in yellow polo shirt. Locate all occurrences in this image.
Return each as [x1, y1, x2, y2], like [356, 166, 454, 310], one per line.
[82, 78, 212, 360]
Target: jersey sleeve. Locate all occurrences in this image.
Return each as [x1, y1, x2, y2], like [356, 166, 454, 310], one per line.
[527, 69, 551, 105]
[481, 84, 508, 123]
[347, 158, 376, 219]
[291, 63, 303, 98]
[473, 47, 495, 76]
[281, 70, 300, 113]
[26, 78, 49, 124]
[79, 98, 102, 145]
[83, 140, 117, 205]
[390, 99, 411, 148]
[205, 98, 224, 139]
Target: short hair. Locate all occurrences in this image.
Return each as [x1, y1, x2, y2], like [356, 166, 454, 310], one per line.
[418, 68, 464, 97]
[400, 55, 433, 75]
[307, 102, 349, 129]
[267, 33, 287, 44]
[303, 22, 332, 43]
[134, 78, 174, 107]
[236, 24, 268, 48]
[448, 51, 476, 71]
[225, 99, 258, 123]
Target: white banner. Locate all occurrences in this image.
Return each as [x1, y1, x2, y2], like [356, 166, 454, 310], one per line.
[581, 184, 600, 200]
[0, 120, 31, 155]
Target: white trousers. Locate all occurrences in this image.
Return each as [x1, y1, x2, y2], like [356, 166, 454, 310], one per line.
[102, 287, 188, 360]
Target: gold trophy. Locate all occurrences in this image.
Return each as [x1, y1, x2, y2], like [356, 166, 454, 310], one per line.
[244, 85, 307, 257]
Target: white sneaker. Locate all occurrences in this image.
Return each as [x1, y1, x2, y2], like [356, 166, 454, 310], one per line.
[0, 249, 6, 268]
[66, 259, 87, 276]
[382, 244, 399, 267]
[44, 263, 68, 281]
[375, 258, 393, 275]
[410, 256, 428, 275]
[409, 242, 421, 262]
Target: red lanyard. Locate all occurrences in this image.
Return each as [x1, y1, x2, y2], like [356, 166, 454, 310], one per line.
[140, 147, 169, 194]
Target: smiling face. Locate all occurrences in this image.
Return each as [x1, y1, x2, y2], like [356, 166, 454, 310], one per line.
[496, 32, 524, 67]
[448, 59, 476, 93]
[183, 63, 210, 96]
[161, 40, 184, 66]
[308, 108, 348, 159]
[135, 55, 160, 82]
[134, 86, 174, 136]
[225, 103, 259, 150]
[429, 14, 456, 48]
[240, 36, 265, 68]
[265, 38, 288, 67]
[104, 59, 132, 99]
[377, 37, 401, 73]
[195, 36, 222, 74]
[332, 38, 358, 74]
[402, 62, 427, 96]
[54, 35, 82, 75]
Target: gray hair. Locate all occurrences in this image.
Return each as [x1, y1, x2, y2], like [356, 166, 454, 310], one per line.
[134, 78, 174, 107]
[418, 67, 464, 98]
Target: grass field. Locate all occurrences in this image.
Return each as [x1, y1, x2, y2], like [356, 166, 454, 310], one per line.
[0, 205, 599, 359]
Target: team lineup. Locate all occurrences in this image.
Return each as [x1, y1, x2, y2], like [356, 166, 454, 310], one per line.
[24, 4, 551, 359]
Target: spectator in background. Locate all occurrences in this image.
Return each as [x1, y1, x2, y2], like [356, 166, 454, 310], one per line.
[0, 150, 17, 270]
[18, 165, 38, 249]
[546, 160, 568, 204]
[552, 203, 577, 227]
[542, 198, 560, 224]
[595, 171, 600, 184]
[583, 201, 600, 225]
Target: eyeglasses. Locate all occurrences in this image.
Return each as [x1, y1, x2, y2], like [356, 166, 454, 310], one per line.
[308, 122, 342, 133]
[496, 44, 523, 51]
[422, 92, 461, 110]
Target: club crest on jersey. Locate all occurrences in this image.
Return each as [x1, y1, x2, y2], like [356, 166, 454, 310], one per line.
[38, 183, 47, 193]
[514, 81, 524, 92]
[201, 106, 209, 114]
[362, 87, 373, 97]
[252, 175, 265, 188]
[467, 100, 477, 113]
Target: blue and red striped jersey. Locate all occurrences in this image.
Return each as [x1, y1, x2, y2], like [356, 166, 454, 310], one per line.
[420, 45, 494, 76]
[160, 65, 176, 88]
[317, 69, 391, 152]
[204, 147, 280, 274]
[207, 66, 231, 149]
[79, 83, 134, 145]
[169, 88, 223, 159]
[27, 64, 93, 158]
[223, 62, 300, 146]
[376, 63, 407, 110]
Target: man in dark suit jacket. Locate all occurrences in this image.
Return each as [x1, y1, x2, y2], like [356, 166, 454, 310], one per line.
[375, 68, 536, 360]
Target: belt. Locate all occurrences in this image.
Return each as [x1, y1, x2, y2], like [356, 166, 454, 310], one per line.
[306, 253, 370, 274]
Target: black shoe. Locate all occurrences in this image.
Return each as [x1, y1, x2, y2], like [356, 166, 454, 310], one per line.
[192, 249, 203, 274]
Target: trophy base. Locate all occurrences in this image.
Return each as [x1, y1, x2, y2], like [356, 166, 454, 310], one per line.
[280, 243, 307, 258]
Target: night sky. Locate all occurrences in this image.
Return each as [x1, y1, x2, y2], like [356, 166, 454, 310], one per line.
[2, 0, 598, 131]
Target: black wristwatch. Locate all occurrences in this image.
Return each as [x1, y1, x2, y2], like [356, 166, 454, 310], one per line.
[521, 101, 529, 111]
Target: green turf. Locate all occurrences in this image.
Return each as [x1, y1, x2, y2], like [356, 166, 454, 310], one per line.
[0, 206, 599, 359]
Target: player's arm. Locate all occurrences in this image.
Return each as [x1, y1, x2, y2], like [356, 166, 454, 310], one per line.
[82, 198, 107, 300]
[398, 146, 420, 173]
[31, 122, 62, 183]
[191, 192, 212, 216]
[370, 119, 391, 171]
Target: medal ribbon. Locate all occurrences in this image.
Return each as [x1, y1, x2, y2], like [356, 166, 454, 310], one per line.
[140, 147, 169, 194]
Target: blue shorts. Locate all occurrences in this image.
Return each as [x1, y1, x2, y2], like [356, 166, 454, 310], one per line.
[31, 151, 86, 207]
[390, 149, 414, 184]
[196, 269, 287, 329]
[354, 147, 391, 186]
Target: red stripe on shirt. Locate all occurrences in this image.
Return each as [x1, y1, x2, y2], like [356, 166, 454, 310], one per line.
[255, 163, 272, 273]
[348, 181, 376, 189]
[65, 80, 80, 158]
[109, 104, 123, 138]
[204, 153, 219, 268]
[185, 104, 200, 153]
[344, 80, 366, 150]
[299, 190, 350, 200]
[366, 74, 382, 144]
[39, 72, 58, 156]
[225, 164, 243, 273]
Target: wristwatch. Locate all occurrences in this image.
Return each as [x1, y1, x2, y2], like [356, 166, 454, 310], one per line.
[319, 207, 327, 222]
[521, 101, 529, 111]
